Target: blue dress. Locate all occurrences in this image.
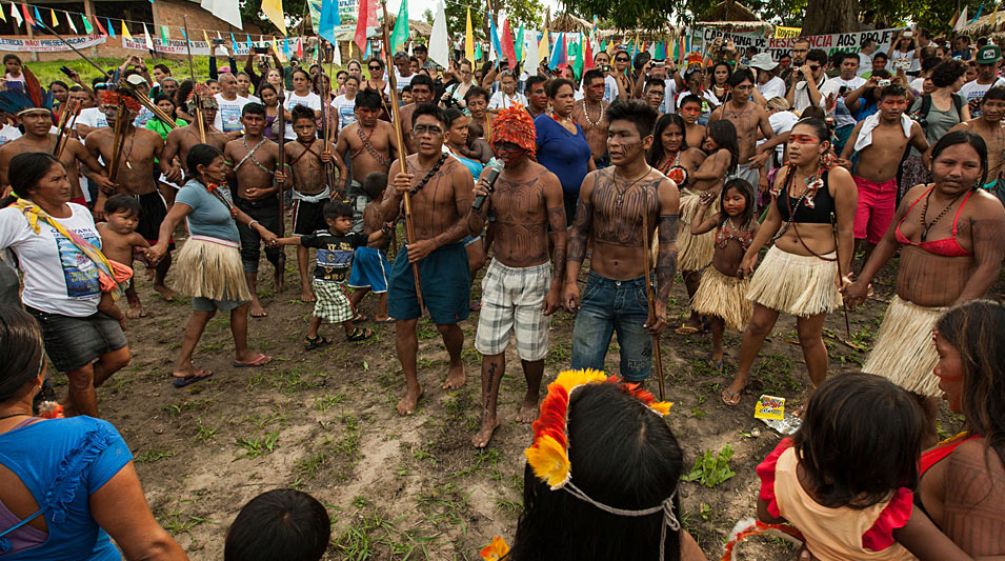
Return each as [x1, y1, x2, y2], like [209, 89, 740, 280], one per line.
[0, 417, 133, 560]
[534, 114, 592, 196]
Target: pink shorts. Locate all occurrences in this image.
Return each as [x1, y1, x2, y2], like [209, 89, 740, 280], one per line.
[853, 176, 898, 245]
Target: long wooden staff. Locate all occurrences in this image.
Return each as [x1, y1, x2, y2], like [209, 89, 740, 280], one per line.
[182, 16, 206, 143]
[640, 183, 667, 401]
[276, 70, 287, 237]
[108, 102, 127, 182]
[52, 98, 80, 158]
[380, 0, 425, 313]
[831, 212, 852, 338]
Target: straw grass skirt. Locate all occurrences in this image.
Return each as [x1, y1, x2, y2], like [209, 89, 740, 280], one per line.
[173, 236, 252, 302]
[746, 246, 841, 317]
[863, 296, 945, 397]
[677, 189, 716, 271]
[692, 266, 752, 331]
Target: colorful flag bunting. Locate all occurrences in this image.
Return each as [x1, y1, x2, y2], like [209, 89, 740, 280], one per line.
[121, 20, 132, 40]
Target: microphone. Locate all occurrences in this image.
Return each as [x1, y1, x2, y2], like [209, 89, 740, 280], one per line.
[472, 159, 504, 211]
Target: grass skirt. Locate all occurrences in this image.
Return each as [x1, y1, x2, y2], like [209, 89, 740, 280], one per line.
[677, 189, 716, 272]
[747, 246, 841, 317]
[173, 236, 252, 302]
[692, 266, 752, 331]
[863, 295, 945, 397]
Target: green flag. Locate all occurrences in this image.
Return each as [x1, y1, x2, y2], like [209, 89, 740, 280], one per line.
[515, 25, 524, 62]
[390, 0, 409, 54]
[569, 36, 583, 80]
[81, 14, 93, 34]
[160, 25, 169, 44]
[475, 42, 483, 61]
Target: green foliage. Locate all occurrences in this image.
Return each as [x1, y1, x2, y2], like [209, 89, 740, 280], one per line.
[242, 0, 309, 36]
[443, 0, 544, 46]
[682, 444, 736, 488]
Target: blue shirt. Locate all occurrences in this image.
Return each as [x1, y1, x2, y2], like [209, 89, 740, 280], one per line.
[0, 417, 133, 561]
[176, 179, 241, 242]
[534, 114, 592, 195]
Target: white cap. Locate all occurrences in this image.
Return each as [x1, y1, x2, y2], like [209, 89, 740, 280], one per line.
[125, 74, 149, 87]
[748, 53, 778, 71]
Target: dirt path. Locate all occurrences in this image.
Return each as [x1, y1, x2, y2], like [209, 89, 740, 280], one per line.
[74, 250, 982, 560]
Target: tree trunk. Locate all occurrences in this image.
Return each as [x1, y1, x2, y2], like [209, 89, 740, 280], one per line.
[803, 0, 858, 35]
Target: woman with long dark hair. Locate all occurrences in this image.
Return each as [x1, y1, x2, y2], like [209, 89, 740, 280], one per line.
[723, 118, 857, 407]
[846, 132, 1005, 437]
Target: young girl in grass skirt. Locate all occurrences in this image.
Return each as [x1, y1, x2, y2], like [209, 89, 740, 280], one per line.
[690, 178, 759, 367]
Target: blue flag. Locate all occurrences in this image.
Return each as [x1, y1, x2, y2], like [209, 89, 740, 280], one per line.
[489, 12, 502, 60]
[549, 32, 565, 70]
[230, 32, 238, 49]
[245, 33, 252, 48]
[106, 18, 116, 37]
[319, 0, 340, 44]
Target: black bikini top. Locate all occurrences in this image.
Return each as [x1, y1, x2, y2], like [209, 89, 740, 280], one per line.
[775, 169, 836, 224]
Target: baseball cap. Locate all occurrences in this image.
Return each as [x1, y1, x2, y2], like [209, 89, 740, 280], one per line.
[977, 45, 1001, 65]
[748, 52, 778, 71]
[126, 74, 149, 86]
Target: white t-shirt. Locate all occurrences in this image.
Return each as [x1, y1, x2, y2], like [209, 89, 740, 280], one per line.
[331, 95, 357, 129]
[910, 77, 926, 96]
[758, 76, 787, 101]
[75, 107, 108, 131]
[792, 77, 829, 114]
[857, 53, 873, 77]
[283, 91, 322, 139]
[395, 71, 414, 93]
[0, 203, 102, 316]
[890, 48, 919, 74]
[0, 125, 21, 147]
[214, 93, 252, 133]
[767, 110, 800, 160]
[488, 90, 528, 110]
[960, 77, 1005, 113]
[602, 75, 620, 103]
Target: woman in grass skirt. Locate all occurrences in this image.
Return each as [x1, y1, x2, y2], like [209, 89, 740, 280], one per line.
[149, 144, 276, 387]
[690, 178, 759, 369]
[721, 118, 857, 407]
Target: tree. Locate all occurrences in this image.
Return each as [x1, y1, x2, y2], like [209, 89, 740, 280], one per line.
[443, 0, 545, 43]
[802, 0, 858, 34]
[241, 0, 309, 36]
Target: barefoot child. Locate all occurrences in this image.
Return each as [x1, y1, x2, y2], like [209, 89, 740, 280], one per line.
[756, 373, 993, 561]
[273, 200, 373, 348]
[690, 178, 758, 368]
[348, 172, 393, 322]
[97, 195, 151, 322]
[675, 119, 739, 335]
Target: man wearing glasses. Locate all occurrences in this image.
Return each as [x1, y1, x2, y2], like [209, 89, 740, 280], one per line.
[381, 104, 474, 416]
[787, 48, 830, 113]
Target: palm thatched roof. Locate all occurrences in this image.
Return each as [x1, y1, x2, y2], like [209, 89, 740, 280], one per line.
[549, 12, 593, 33]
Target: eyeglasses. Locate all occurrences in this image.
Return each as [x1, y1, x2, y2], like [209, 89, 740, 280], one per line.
[808, 65, 821, 71]
[413, 124, 443, 135]
[369, 65, 381, 70]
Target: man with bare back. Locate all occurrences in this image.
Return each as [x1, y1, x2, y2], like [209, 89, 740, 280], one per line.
[84, 90, 172, 303]
[161, 87, 229, 187]
[398, 74, 436, 154]
[467, 106, 566, 448]
[950, 86, 1005, 192]
[564, 100, 680, 383]
[572, 69, 610, 168]
[709, 68, 775, 187]
[840, 84, 929, 260]
[336, 89, 398, 193]
[0, 107, 113, 208]
[381, 103, 474, 415]
[224, 103, 284, 318]
[286, 104, 347, 302]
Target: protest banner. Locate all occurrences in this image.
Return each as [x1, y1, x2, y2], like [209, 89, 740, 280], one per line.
[0, 34, 106, 53]
[691, 26, 904, 61]
[774, 26, 802, 39]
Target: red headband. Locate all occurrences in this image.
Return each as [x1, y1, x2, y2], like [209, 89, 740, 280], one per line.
[99, 90, 141, 113]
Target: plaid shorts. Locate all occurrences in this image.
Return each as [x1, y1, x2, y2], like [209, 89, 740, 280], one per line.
[475, 259, 553, 361]
[312, 279, 353, 324]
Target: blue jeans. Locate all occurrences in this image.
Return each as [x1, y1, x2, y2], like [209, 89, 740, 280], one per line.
[570, 273, 652, 381]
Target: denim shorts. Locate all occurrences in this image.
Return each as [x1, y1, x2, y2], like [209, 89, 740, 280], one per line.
[26, 307, 128, 373]
[570, 272, 652, 381]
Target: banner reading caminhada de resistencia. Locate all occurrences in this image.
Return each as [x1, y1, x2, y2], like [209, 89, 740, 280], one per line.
[691, 27, 905, 60]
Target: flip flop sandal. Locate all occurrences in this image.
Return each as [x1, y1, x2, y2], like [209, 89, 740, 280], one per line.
[721, 387, 743, 407]
[347, 327, 374, 342]
[172, 370, 214, 388]
[374, 316, 396, 324]
[351, 312, 368, 323]
[232, 353, 272, 368]
[304, 335, 333, 351]
[674, 324, 702, 335]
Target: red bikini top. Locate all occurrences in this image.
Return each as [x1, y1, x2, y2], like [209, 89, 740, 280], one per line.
[920, 432, 982, 476]
[895, 187, 974, 258]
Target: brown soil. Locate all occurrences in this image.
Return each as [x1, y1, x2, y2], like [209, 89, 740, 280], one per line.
[65, 250, 988, 561]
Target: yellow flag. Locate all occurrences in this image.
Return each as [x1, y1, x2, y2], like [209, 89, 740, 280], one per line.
[50, 8, 58, 26]
[203, 29, 210, 46]
[465, 7, 474, 63]
[0, 5, 5, 22]
[121, 20, 132, 40]
[261, 0, 287, 36]
[538, 29, 549, 64]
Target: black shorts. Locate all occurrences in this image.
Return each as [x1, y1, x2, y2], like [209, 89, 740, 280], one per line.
[27, 307, 128, 373]
[292, 197, 330, 236]
[236, 196, 283, 272]
[135, 191, 171, 246]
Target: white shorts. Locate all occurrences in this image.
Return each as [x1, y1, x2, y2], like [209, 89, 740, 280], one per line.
[475, 259, 553, 361]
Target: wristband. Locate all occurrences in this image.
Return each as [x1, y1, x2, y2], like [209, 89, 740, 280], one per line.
[249, 220, 260, 228]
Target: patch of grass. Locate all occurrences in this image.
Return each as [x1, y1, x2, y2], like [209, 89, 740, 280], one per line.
[689, 406, 706, 419]
[134, 449, 174, 464]
[495, 498, 523, 518]
[332, 513, 439, 561]
[236, 430, 280, 458]
[753, 354, 800, 392]
[160, 511, 212, 535]
[314, 393, 347, 412]
[682, 444, 736, 488]
[193, 417, 217, 442]
[416, 482, 469, 531]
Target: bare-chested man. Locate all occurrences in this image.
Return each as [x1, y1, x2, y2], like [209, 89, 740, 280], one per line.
[950, 86, 1005, 187]
[572, 69, 610, 168]
[679, 94, 707, 149]
[840, 84, 929, 260]
[709, 68, 775, 187]
[161, 87, 229, 186]
[0, 107, 112, 208]
[398, 74, 436, 154]
[85, 90, 172, 302]
[224, 103, 284, 318]
[381, 103, 474, 415]
[468, 106, 566, 448]
[335, 89, 398, 193]
[287, 104, 347, 302]
[564, 100, 680, 383]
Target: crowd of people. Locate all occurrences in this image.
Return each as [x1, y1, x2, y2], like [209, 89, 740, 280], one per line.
[0, 23, 1004, 559]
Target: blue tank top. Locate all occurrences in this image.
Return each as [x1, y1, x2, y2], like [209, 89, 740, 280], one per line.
[449, 150, 484, 182]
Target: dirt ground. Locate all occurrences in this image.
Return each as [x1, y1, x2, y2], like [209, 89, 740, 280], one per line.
[61, 242, 993, 561]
